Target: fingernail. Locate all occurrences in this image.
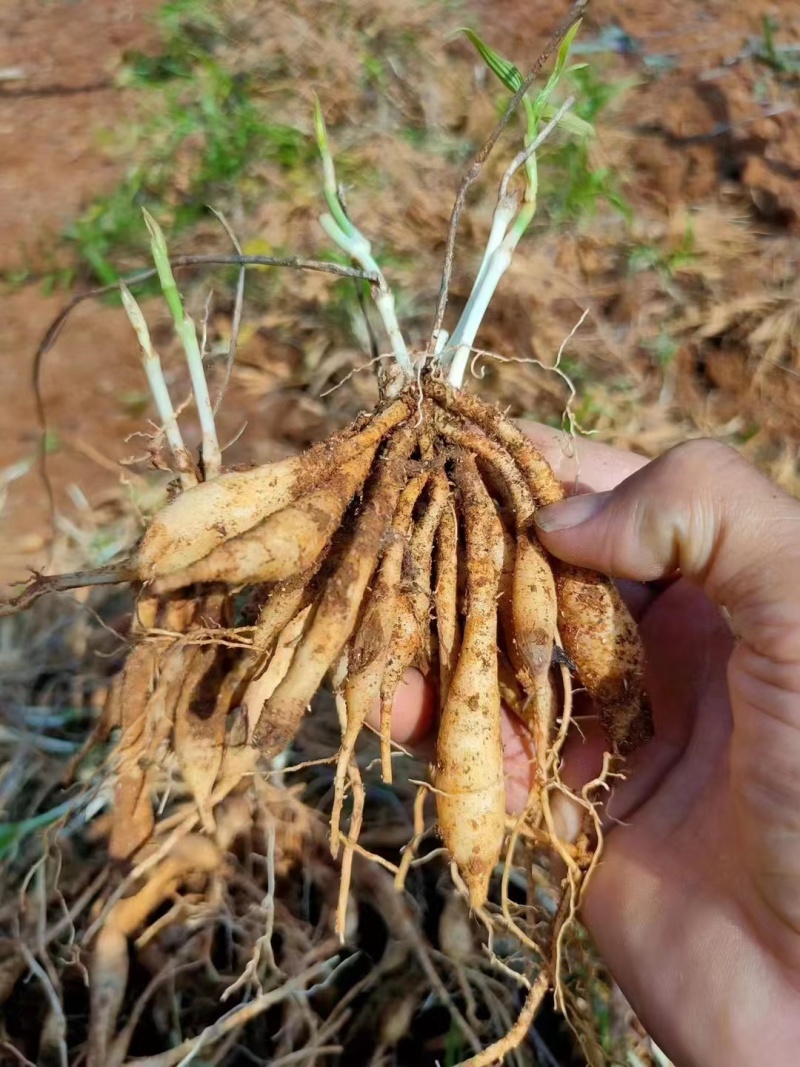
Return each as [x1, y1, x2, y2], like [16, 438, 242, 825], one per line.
[535, 490, 610, 533]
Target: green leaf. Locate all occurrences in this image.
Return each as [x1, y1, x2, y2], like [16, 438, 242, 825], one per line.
[142, 208, 185, 327]
[311, 94, 355, 239]
[463, 25, 590, 143]
[556, 21, 583, 74]
[529, 20, 584, 130]
[312, 93, 330, 159]
[540, 102, 593, 139]
[461, 29, 524, 93]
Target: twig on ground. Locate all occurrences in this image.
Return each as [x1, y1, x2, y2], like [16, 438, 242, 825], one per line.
[17, 941, 68, 1067]
[0, 1041, 37, 1067]
[124, 961, 334, 1067]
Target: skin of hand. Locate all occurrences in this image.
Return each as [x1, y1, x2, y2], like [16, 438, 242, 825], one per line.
[382, 430, 800, 1067]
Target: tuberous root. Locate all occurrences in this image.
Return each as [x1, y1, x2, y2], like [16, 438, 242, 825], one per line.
[8, 372, 652, 1058]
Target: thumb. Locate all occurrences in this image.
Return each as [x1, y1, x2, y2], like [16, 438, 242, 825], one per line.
[535, 438, 800, 938]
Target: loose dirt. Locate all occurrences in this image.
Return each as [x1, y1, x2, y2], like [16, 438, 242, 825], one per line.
[0, 0, 162, 273]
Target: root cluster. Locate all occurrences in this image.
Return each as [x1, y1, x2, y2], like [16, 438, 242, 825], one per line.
[108, 371, 650, 902]
[4, 368, 652, 1063]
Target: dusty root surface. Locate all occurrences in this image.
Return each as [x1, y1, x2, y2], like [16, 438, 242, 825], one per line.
[0, 376, 656, 1066]
[81, 371, 650, 894]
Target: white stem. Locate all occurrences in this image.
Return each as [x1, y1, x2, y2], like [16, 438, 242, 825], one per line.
[319, 211, 371, 261]
[433, 328, 450, 355]
[319, 214, 413, 375]
[500, 96, 575, 203]
[443, 195, 517, 366]
[179, 315, 222, 479]
[447, 246, 513, 388]
[374, 290, 411, 371]
[445, 97, 577, 389]
[119, 284, 197, 489]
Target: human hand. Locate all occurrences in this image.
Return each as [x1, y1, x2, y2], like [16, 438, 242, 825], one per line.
[386, 430, 800, 1067]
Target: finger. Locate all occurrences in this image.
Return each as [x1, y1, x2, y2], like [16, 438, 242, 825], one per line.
[521, 421, 659, 621]
[535, 438, 800, 937]
[501, 709, 536, 814]
[518, 420, 648, 493]
[534, 438, 800, 647]
[369, 667, 435, 746]
[383, 668, 662, 863]
[381, 671, 551, 819]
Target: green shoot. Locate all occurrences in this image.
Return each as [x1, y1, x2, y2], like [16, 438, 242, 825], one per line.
[463, 25, 589, 218]
[312, 99, 412, 376]
[313, 95, 359, 242]
[446, 27, 588, 386]
[120, 282, 198, 489]
[142, 209, 222, 477]
[142, 208, 184, 325]
[513, 23, 584, 232]
[446, 98, 575, 387]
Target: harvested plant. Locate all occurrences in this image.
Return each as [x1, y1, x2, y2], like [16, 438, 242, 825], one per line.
[1, 3, 654, 1063]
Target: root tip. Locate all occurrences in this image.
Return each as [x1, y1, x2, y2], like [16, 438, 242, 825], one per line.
[465, 871, 491, 911]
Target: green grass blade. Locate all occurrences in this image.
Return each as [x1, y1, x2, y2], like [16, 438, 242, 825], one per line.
[142, 208, 185, 327]
[460, 29, 524, 92]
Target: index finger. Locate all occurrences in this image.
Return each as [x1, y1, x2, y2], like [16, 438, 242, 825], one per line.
[520, 421, 658, 622]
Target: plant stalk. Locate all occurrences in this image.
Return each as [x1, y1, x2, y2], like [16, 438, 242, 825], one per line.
[143, 209, 222, 478]
[445, 98, 575, 388]
[314, 104, 413, 377]
[120, 284, 198, 489]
